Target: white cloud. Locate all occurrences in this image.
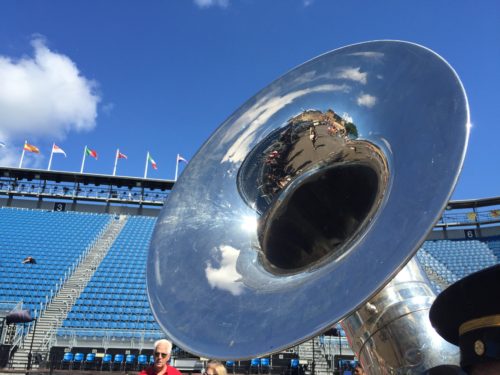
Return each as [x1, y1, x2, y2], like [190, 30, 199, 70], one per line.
[0, 38, 100, 167]
[0, 145, 21, 168]
[357, 93, 377, 108]
[0, 144, 45, 169]
[341, 112, 353, 123]
[303, 0, 314, 6]
[349, 51, 384, 60]
[205, 245, 244, 296]
[194, 0, 229, 8]
[335, 67, 367, 84]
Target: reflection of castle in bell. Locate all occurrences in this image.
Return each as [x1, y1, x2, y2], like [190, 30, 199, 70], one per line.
[289, 108, 358, 139]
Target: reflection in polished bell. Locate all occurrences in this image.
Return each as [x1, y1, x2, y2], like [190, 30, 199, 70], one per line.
[147, 41, 469, 372]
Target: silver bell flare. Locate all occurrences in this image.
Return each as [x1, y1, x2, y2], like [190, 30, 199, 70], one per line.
[147, 40, 469, 361]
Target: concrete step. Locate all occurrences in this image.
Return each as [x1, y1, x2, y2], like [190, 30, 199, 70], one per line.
[9, 216, 128, 370]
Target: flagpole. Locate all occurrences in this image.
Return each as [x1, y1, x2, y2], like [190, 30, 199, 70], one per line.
[174, 154, 179, 181]
[47, 143, 54, 171]
[19, 141, 26, 168]
[144, 151, 149, 179]
[80, 146, 87, 173]
[113, 149, 119, 176]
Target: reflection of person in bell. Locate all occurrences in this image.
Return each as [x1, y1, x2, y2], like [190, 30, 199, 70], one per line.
[430, 264, 500, 375]
[353, 363, 365, 375]
[309, 125, 317, 149]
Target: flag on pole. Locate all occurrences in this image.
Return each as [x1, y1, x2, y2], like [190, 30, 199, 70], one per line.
[175, 153, 188, 180]
[148, 154, 158, 169]
[85, 146, 98, 159]
[52, 144, 67, 157]
[113, 149, 128, 176]
[19, 141, 40, 168]
[81, 145, 98, 173]
[144, 151, 157, 178]
[177, 154, 188, 164]
[48, 143, 67, 171]
[23, 143, 40, 153]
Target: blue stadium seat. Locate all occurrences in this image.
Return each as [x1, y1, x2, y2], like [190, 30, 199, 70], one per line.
[84, 353, 96, 370]
[137, 354, 148, 370]
[250, 358, 260, 374]
[61, 352, 74, 369]
[101, 353, 112, 371]
[125, 354, 136, 370]
[260, 358, 270, 374]
[113, 353, 125, 371]
[225, 360, 235, 374]
[73, 353, 84, 369]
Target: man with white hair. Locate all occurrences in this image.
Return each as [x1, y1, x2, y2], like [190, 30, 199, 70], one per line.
[139, 339, 182, 375]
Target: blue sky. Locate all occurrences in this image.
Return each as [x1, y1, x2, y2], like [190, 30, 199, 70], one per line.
[0, 0, 499, 200]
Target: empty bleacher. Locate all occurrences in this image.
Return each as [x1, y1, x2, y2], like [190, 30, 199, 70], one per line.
[0, 207, 111, 315]
[57, 215, 163, 346]
[417, 238, 499, 293]
[2, 204, 500, 373]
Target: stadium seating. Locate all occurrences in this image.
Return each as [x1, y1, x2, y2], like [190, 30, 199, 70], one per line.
[417, 238, 499, 292]
[0, 207, 111, 314]
[58, 216, 164, 343]
[3, 205, 500, 372]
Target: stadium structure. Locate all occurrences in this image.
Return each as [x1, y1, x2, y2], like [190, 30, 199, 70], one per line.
[0, 166, 499, 375]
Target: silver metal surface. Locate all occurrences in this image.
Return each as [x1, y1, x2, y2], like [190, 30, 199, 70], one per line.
[342, 258, 460, 374]
[147, 41, 469, 360]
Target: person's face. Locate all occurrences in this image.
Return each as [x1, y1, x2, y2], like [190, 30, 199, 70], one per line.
[354, 367, 364, 375]
[205, 365, 217, 375]
[153, 342, 171, 370]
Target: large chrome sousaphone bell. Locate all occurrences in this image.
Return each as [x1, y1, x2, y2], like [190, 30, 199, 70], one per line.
[147, 41, 469, 373]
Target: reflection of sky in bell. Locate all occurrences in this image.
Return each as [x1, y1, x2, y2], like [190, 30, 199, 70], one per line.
[219, 54, 395, 166]
[205, 245, 244, 296]
[221, 83, 350, 164]
[1, 1, 498, 200]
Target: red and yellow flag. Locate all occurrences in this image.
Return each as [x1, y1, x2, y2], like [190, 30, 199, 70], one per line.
[24, 143, 40, 154]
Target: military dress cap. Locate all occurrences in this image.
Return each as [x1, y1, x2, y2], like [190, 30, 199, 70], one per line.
[429, 264, 500, 370]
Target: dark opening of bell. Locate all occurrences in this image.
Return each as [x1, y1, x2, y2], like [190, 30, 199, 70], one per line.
[260, 163, 380, 273]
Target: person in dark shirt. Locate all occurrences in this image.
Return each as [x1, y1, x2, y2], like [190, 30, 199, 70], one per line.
[430, 264, 500, 375]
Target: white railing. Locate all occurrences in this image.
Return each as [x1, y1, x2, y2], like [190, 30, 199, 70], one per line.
[56, 328, 164, 349]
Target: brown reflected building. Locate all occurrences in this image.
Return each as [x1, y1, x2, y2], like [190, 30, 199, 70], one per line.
[289, 109, 358, 139]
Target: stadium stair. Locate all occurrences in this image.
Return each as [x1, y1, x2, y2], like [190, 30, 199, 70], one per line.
[296, 336, 336, 375]
[9, 215, 129, 370]
[416, 249, 451, 292]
